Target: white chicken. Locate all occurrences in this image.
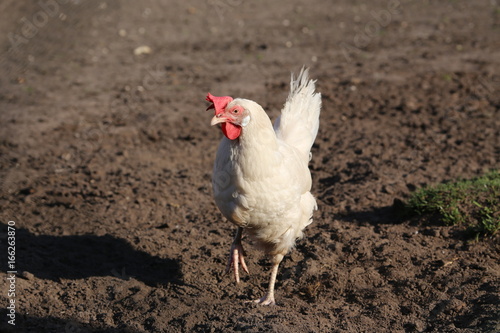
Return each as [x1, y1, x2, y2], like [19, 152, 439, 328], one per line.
[207, 68, 321, 305]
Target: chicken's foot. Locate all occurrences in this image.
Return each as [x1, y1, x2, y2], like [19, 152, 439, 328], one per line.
[253, 253, 284, 306]
[225, 227, 249, 283]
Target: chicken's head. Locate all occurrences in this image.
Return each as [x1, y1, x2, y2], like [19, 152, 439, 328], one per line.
[206, 93, 250, 140]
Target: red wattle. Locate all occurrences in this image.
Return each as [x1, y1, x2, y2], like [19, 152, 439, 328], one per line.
[222, 123, 241, 140]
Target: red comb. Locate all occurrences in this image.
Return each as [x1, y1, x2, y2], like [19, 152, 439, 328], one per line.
[206, 93, 233, 115]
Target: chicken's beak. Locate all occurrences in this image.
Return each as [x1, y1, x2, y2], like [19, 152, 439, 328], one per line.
[211, 114, 227, 126]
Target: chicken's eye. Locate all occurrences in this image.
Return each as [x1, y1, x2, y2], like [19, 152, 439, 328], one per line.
[232, 108, 239, 114]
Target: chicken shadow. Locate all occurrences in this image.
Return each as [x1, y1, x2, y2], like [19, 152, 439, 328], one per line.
[335, 204, 403, 225]
[1, 223, 181, 287]
[330, 200, 473, 240]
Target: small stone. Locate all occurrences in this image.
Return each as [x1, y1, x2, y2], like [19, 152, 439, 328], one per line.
[134, 45, 152, 56]
[445, 298, 466, 314]
[382, 185, 394, 194]
[351, 77, 362, 84]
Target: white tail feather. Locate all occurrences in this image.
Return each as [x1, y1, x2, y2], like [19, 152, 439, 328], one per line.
[273, 67, 321, 158]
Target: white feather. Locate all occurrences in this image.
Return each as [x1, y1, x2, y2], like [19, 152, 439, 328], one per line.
[273, 67, 322, 160]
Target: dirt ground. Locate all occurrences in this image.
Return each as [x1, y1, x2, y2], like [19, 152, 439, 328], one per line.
[0, 0, 499, 332]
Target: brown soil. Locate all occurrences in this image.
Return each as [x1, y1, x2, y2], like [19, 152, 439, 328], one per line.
[1, 1, 499, 332]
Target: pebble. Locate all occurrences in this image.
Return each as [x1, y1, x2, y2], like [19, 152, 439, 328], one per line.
[134, 45, 152, 56]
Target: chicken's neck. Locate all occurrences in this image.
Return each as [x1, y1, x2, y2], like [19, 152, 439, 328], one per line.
[230, 117, 280, 179]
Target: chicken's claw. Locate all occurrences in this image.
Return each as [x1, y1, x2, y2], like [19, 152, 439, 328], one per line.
[224, 227, 249, 283]
[225, 241, 249, 283]
[253, 294, 276, 306]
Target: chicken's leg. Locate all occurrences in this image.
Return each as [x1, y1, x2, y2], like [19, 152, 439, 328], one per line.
[254, 253, 284, 305]
[225, 227, 249, 283]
